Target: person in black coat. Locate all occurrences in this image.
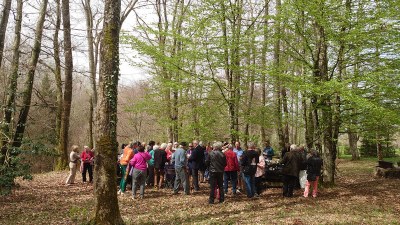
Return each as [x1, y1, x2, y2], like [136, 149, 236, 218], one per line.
[153, 143, 168, 189]
[281, 144, 303, 197]
[241, 142, 259, 198]
[205, 141, 227, 204]
[188, 140, 205, 191]
[303, 150, 323, 198]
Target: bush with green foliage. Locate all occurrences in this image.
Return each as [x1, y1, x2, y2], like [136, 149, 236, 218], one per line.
[0, 140, 56, 195]
[359, 139, 396, 158]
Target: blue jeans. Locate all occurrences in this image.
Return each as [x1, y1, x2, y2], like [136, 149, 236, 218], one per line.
[223, 171, 238, 194]
[243, 174, 256, 198]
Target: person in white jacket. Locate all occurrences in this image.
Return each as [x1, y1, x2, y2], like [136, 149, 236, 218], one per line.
[66, 145, 80, 185]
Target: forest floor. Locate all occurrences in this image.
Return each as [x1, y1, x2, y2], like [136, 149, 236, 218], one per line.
[1, 158, 400, 225]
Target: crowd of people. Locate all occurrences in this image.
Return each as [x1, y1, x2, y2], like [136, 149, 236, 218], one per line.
[65, 140, 323, 203]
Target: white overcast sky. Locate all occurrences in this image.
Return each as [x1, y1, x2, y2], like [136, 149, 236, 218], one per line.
[11, 0, 150, 84]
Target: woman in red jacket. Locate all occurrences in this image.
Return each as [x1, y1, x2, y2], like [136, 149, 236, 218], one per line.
[223, 144, 240, 195]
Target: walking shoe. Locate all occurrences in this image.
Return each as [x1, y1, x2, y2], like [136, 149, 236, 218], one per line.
[117, 190, 121, 195]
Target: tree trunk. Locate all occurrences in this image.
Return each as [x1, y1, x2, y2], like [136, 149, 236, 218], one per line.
[56, 0, 74, 170]
[348, 131, 359, 160]
[0, 0, 12, 69]
[93, 0, 123, 223]
[303, 99, 314, 149]
[12, 0, 48, 148]
[82, 0, 97, 148]
[274, 0, 285, 149]
[89, 97, 94, 148]
[1, 0, 23, 163]
[259, 0, 269, 144]
[314, 17, 336, 185]
[243, 25, 255, 146]
[54, 0, 63, 144]
[376, 133, 383, 161]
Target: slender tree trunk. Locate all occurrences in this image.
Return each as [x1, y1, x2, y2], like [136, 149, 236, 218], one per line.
[244, 25, 255, 146]
[93, 0, 123, 223]
[89, 97, 94, 149]
[82, 0, 97, 148]
[53, 0, 63, 145]
[220, 1, 236, 142]
[57, 0, 74, 170]
[274, 0, 285, 149]
[376, 133, 383, 161]
[260, 0, 269, 143]
[12, 0, 48, 148]
[232, 0, 242, 142]
[303, 99, 313, 149]
[1, 0, 23, 163]
[0, 0, 12, 69]
[281, 87, 289, 144]
[156, 0, 173, 141]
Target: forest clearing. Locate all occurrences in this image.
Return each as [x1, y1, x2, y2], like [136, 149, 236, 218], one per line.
[1, 0, 399, 224]
[1, 158, 399, 224]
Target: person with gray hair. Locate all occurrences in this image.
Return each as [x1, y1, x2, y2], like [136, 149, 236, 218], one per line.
[172, 142, 190, 195]
[205, 141, 227, 204]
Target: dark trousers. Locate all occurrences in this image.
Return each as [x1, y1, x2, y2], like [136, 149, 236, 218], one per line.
[147, 165, 154, 186]
[282, 175, 297, 197]
[82, 163, 93, 182]
[223, 171, 238, 194]
[192, 168, 200, 191]
[255, 176, 263, 195]
[209, 172, 224, 203]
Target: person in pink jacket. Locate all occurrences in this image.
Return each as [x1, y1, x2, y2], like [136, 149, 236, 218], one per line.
[129, 146, 151, 199]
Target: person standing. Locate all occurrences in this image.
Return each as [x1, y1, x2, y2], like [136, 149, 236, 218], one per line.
[281, 145, 302, 197]
[172, 142, 189, 195]
[187, 143, 194, 190]
[233, 141, 244, 193]
[206, 141, 227, 204]
[241, 142, 259, 198]
[66, 145, 80, 185]
[188, 140, 205, 191]
[146, 142, 156, 187]
[118, 143, 134, 194]
[298, 146, 308, 189]
[153, 143, 168, 189]
[255, 149, 266, 196]
[129, 146, 151, 199]
[223, 144, 239, 195]
[263, 140, 274, 160]
[304, 150, 323, 198]
[80, 146, 94, 183]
